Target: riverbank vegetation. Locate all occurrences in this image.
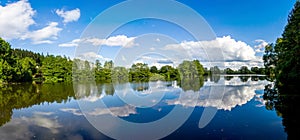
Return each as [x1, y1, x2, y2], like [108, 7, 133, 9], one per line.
[1, 38, 266, 84]
[263, 1, 300, 139]
[263, 1, 300, 86]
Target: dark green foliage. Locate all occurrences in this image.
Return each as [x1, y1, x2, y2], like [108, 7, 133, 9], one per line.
[224, 68, 235, 74]
[238, 66, 252, 74]
[223, 66, 265, 75]
[263, 2, 300, 139]
[0, 83, 75, 127]
[0, 38, 39, 83]
[0, 38, 74, 84]
[150, 66, 158, 73]
[274, 1, 300, 86]
[263, 1, 300, 86]
[12, 48, 43, 66]
[41, 55, 72, 83]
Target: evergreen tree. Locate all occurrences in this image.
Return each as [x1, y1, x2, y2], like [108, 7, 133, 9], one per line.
[273, 1, 300, 86]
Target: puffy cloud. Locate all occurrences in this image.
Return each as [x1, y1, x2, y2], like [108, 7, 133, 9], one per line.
[0, 0, 35, 40]
[23, 22, 62, 44]
[56, 8, 80, 24]
[59, 35, 137, 48]
[164, 36, 264, 69]
[76, 52, 111, 62]
[254, 39, 268, 53]
[104, 35, 137, 47]
[165, 36, 256, 61]
[0, 0, 62, 44]
[133, 55, 174, 69]
[59, 38, 81, 47]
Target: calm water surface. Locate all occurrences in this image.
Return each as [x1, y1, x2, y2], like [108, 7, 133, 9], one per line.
[0, 76, 287, 140]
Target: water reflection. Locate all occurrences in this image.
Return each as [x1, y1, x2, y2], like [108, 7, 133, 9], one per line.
[0, 83, 74, 127]
[0, 76, 269, 127]
[88, 105, 137, 117]
[167, 76, 269, 111]
[0, 75, 279, 139]
[224, 76, 234, 81]
[239, 76, 250, 82]
[177, 77, 204, 91]
[0, 110, 108, 140]
[264, 84, 300, 139]
[130, 82, 149, 91]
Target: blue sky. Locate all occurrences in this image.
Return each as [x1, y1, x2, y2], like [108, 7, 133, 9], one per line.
[0, 0, 297, 69]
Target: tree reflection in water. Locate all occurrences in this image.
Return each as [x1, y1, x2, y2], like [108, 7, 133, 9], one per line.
[0, 83, 74, 127]
[263, 84, 300, 139]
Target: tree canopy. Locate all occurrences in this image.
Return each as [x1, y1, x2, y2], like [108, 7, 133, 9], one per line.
[263, 1, 300, 86]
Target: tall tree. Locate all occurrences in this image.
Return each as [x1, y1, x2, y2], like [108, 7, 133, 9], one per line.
[273, 1, 300, 86]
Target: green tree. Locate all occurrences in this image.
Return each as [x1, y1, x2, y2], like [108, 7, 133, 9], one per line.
[193, 60, 205, 76]
[273, 1, 300, 86]
[159, 65, 178, 80]
[150, 66, 158, 73]
[129, 63, 150, 81]
[0, 38, 13, 64]
[238, 66, 251, 74]
[0, 38, 13, 82]
[15, 57, 37, 82]
[178, 61, 198, 78]
[250, 67, 260, 74]
[224, 68, 235, 74]
[104, 60, 114, 69]
[41, 55, 72, 83]
[263, 43, 277, 79]
[95, 60, 102, 71]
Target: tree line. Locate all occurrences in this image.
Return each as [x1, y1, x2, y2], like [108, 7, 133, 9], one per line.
[1, 38, 266, 84]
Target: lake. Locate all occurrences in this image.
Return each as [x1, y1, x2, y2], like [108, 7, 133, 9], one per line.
[0, 75, 288, 140]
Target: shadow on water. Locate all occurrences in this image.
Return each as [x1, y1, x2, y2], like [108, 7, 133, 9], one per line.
[263, 84, 300, 140]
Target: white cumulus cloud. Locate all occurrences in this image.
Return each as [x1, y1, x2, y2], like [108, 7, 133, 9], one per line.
[78, 52, 111, 61]
[0, 0, 35, 40]
[23, 22, 62, 44]
[254, 39, 268, 53]
[0, 0, 62, 44]
[56, 8, 80, 24]
[59, 35, 137, 48]
[164, 36, 264, 69]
